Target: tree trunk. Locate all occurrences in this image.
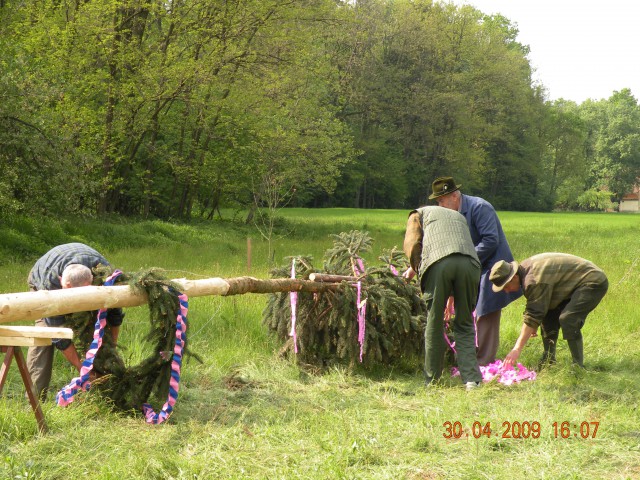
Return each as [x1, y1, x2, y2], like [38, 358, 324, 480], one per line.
[245, 203, 257, 225]
[0, 277, 338, 325]
[308, 273, 357, 282]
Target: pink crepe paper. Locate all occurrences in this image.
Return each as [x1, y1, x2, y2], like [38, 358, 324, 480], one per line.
[352, 256, 365, 277]
[473, 311, 478, 348]
[451, 359, 537, 385]
[355, 281, 367, 362]
[443, 303, 478, 353]
[351, 257, 367, 362]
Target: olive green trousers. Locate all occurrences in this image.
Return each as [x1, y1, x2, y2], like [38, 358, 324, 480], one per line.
[421, 254, 481, 385]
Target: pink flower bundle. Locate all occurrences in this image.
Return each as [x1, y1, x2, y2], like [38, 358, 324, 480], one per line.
[451, 359, 536, 386]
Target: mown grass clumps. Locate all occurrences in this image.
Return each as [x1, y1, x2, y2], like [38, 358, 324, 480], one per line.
[0, 209, 638, 479]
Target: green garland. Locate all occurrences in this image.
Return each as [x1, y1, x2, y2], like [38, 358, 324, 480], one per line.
[63, 268, 200, 412]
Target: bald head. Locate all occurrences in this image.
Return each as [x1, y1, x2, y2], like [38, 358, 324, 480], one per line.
[60, 264, 93, 288]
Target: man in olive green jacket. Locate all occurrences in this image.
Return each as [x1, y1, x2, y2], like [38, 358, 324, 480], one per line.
[490, 253, 608, 368]
[403, 206, 482, 389]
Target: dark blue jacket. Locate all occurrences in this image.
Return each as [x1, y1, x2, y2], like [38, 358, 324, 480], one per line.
[460, 194, 522, 317]
[28, 243, 124, 349]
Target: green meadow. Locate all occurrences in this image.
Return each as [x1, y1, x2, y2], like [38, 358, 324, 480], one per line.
[0, 209, 639, 479]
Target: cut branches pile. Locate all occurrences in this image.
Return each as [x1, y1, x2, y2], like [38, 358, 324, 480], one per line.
[263, 231, 427, 368]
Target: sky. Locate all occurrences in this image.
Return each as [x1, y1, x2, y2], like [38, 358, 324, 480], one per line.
[448, 0, 640, 103]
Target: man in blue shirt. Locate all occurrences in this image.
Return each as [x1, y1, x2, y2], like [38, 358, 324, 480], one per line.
[430, 177, 522, 365]
[26, 243, 124, 400]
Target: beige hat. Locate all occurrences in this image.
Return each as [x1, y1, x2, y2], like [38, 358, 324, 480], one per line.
[489, 260, 519, 292]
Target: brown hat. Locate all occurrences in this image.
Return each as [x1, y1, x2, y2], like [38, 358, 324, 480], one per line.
[490, 260, 519, 292]
[429, 177, 461, 200]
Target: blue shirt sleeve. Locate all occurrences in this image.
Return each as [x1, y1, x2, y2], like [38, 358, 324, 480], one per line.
[469, 202, 500, 266]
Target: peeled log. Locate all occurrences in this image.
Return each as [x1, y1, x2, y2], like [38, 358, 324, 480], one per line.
[308, 273, 357, 283]
[0, 276, 337, 325]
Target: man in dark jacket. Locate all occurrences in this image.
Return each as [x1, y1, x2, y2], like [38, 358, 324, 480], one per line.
[490, 253, 608, 368]
[429, 177, 522, 365]
[26, 242, 124, 399]
[403, 206, 482, 390]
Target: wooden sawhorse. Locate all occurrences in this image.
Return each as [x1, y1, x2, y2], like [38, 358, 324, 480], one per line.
[0, 326, 74, 434]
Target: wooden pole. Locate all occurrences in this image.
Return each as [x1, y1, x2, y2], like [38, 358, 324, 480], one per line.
[0, 276, 338, 325]
[308, 273, 358, 283]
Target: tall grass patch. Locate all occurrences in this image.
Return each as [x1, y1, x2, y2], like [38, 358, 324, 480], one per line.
[0, 209, 639, 479]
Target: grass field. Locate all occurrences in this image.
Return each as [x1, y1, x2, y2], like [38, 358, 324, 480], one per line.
[1, 209, 639, 479]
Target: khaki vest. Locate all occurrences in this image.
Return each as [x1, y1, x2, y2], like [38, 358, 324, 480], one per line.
[415, 206, 479, 277]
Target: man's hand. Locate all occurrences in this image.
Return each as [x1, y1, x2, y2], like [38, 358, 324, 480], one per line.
[503, 324, 536, 369]
[502, 349, 521, 369]
[444, 296, 455, 322]
[402, 267, 416, 281]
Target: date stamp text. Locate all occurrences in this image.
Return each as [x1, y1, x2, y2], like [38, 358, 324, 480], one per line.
[442, 421, 600, 440]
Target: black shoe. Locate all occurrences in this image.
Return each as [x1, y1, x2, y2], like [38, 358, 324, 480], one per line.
[567, 338, 584, 368]
[537, 354, 556, 370]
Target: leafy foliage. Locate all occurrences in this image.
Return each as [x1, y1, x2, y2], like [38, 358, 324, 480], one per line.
[576, 189, 617, 212]
[1, 0, 638, 217]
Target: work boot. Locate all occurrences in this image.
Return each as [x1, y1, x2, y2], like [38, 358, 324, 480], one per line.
[538, 336, 557, 369]
[465, 381, 480, 391]
[567, 338, 584, 368]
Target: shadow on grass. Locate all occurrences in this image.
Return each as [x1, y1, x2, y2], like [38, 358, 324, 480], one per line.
[168, 357, 432, 428]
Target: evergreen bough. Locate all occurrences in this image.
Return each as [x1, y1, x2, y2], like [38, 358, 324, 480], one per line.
[64, 268, 199, 412]
[263, 231, 427, 368]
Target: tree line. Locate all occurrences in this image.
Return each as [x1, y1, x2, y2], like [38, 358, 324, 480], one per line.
[1, 0, 639, 220]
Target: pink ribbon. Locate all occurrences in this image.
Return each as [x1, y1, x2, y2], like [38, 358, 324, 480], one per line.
[443, 303, 479, 352]
[142, 292, 189, 424]
[443, 301, 457, 354]
[355, 281, 367, 362]
[351, 257, 367, 362]
[56, 270, 123, 407]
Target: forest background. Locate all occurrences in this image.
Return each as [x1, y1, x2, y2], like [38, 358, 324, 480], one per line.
[2, 0, 640, 222]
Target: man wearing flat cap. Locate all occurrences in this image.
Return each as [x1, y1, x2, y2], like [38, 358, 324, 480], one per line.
[489, 253, 608, 368]
[429, 176, 522, 365]
[403, 206, 482, 390]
